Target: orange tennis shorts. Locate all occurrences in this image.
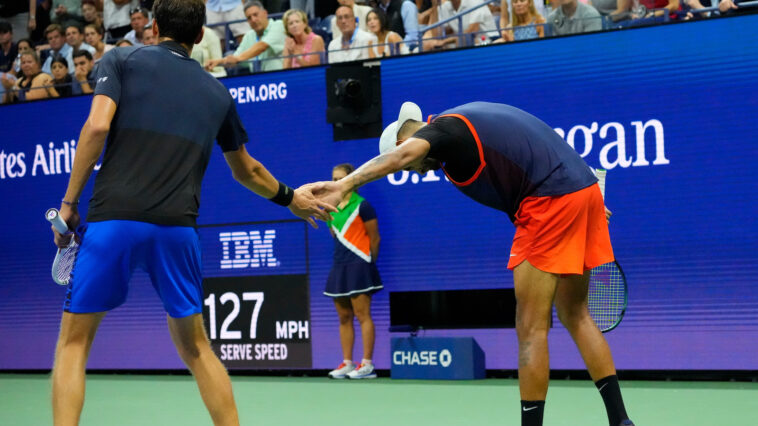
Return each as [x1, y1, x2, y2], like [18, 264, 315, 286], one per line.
[507, 183, 614, 275]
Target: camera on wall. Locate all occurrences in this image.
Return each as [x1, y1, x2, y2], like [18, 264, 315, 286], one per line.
[326, 63, 382, 142]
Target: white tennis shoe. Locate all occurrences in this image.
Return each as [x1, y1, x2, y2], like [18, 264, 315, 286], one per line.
[346, 363, 377, 379]
[328, 362, 355, 379]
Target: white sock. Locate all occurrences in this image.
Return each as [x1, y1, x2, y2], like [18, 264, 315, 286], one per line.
[343, 360, 354, 366]
[361, 359, 372, 366]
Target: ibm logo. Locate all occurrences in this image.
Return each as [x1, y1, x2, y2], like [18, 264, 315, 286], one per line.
[219, 230, 278, 269]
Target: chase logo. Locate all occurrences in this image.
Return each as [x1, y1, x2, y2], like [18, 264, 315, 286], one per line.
[219, 230, 278, 269]
[392, 349, 452, 368]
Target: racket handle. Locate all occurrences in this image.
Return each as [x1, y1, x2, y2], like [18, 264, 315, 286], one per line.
[595, 168, 607, 200]
[46, 208, 70, 234]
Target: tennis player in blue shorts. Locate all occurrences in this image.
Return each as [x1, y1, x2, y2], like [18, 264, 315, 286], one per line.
[310, 101, 634, 426]
[49, 1, 334, 425]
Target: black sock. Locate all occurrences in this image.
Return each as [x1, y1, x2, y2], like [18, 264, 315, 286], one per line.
[595, 375, 629, 425]
[520, 400, 545, 426]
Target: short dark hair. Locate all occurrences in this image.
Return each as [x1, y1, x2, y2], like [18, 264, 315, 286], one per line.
[153, 0, 205, 45]
[367, 8, 389, 33]
[51, 55, 69, 69]
[0, 21, 12, 34]
[65, 24, 83, 34]
[130, 7, 150, 19]
[73, 49, 93, 61]
[244, 1, 265, 12]
[333, 163, 355, 175]
[16, 38, 33, 50]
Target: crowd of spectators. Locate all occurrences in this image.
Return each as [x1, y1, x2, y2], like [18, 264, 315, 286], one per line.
[0, 0, 753, 104]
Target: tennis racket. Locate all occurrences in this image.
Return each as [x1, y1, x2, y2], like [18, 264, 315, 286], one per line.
[45, 208, 79, 286]
[588, 169, 628, 333]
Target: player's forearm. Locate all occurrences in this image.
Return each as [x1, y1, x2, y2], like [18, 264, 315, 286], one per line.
[341, 150, 405, 195]
[63, 120, 107, 203]
[232, 159, 280, 199]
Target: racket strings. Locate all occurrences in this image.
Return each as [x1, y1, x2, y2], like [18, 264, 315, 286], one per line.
[53, 239, 79, 285]
[588, 263, 626, 330]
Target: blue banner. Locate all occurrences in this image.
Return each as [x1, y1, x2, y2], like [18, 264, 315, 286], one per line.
[1, 15, 756, 370]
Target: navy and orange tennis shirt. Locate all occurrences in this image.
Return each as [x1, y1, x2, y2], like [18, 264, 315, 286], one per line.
[412, 102, 597, 222]
[87, 41, 248, 227]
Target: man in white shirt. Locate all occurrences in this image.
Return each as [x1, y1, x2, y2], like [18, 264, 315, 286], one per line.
[330, 0, 372, 35]
[328, 5, 376, 64]
[103, 0, 138, 40]
[65, 24, 97, 55]
[205, 0, 250, 43]
[123, 7, 148, 46]
[436, 0, 498, 47]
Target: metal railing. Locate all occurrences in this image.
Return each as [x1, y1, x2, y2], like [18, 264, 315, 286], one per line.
[206, 11, 285, 53]
[417, 0, 500, 52]
[677, 0, 758, 15]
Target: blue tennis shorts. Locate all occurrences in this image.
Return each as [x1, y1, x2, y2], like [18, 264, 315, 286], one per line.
[64, 220, 203, 318]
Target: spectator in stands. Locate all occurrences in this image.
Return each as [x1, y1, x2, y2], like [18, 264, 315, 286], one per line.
[374, 0, 420, 50]
[65, 24, 96, 55]
[205, 0, 249, 44]
[0, 22, 20, 103]
[141, 22, 157, 45]
[495, 0, 548, 26]
[48, 54, 73, 97]
[2, 51, 52, 103]
[51, 0, 84, 28]
[205, 1, 286, 73]
[498, 0, 545, 41]
[30, 1, 53, 45]
[281, 8, 324, 69]
[330, 0, 372, 35]
[366, 8, 407, 57]
[123, 6, 148, 46]
[426, 0, 499, 49]
[616, 0, 680, 17]
[7, 38, 33, 75]
[717, 0, 739, 13]
[41, 24, 75, 75]
[81, 0, 104, 31]
[71, 48, 94, 94]
[0, 1, 37, 40]
[84, 23, 113, 62]
[547, 0, 602, 35]
[114, 38, 132, 47]
[0, 21, 18, 73]
[103, 0, 136, 40]
[191, 26, 226, 77]
[328, 5, 376, 63]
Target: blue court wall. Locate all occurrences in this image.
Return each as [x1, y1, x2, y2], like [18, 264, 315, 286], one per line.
[1, 15, 756, 370]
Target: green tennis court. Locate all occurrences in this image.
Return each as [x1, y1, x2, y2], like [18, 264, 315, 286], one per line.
[2, 374, 755, 425]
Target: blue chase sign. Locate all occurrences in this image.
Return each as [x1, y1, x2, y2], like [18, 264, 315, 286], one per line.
[390, 337, 485, 380]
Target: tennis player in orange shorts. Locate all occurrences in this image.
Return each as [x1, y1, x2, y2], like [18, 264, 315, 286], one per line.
[310, 101, 634, 426]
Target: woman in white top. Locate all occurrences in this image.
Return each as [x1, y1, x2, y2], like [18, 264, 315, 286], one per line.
[84, 24, 114, 63]
[366, 8, 408, 58]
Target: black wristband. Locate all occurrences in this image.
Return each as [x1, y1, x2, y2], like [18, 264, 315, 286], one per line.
[269, 181, 294, 207]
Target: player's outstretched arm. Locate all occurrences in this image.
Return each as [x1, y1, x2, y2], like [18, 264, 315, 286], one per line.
[312, 137, 431, 207]
[55, 95, 117, 246]
[223, 146, 336, 227]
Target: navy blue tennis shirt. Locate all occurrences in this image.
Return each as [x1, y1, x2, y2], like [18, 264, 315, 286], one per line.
[87, 41, 248, 227]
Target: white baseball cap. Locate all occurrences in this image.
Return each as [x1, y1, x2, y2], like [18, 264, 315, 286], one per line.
[379, 101, 423, 155]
